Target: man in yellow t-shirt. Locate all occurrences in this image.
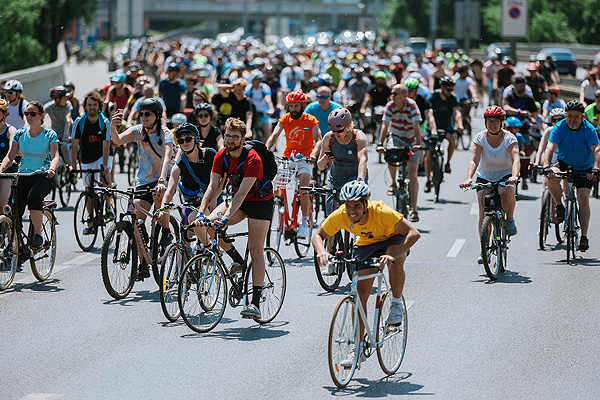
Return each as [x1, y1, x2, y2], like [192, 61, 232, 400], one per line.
[312, 180, 420, 331]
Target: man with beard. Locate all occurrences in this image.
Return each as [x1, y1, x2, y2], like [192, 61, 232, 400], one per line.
[197, 117, 275, 320]
[266, 91, 321, 238]
[503, 75, 538, 139]
[70, 90, 115, 226]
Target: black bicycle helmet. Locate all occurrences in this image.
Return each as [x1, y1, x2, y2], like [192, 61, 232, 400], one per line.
[439, 76, 455, 87]
[175, 122, 199, 140]
[139, 97, 163, 115]
[50, 86, 71, 99]
[565, 100, 585, 113]
[194, 103, 214, 118]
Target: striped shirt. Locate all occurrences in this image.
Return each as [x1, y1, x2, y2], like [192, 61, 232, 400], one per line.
[382, 99, 422, 140]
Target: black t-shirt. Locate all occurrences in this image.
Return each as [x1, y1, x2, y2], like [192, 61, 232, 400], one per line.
[504, 92, 538, 115]
[368, 85, 392, 107]
[414, 94, 431, 121]
[73, 117, 107, 163]
[212, 92, 252, 127]
[526, 75, 547, 102]
[430, 90, 460, 131]
[198, 125, 222, 151]
[266, 79, 282, 106]
[177, 147, 217, 194]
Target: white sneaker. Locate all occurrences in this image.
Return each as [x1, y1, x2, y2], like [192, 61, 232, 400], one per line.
[340, 348, 366, 368]
[240, 304, 261, 320]
[322, 262, 337, 276]
[297, 223, 309, 239]
[386, 302, 404, 326]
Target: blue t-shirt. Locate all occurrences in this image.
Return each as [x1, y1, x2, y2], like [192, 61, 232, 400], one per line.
[305, 101, 342, 137]
[549, 119, 600, 170]
[13, 128, 60, 172]
[158, 78, 187, 111]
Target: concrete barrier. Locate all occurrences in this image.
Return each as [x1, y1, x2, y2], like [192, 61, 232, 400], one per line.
[0, 43, 67, 104]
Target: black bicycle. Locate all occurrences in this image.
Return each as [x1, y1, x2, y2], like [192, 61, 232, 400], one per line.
[458, 99, 472, 150]
[127, 142, 138, 186]
[384, 147, 412, 217]
[426, 129, 447, 203]
[178, 220, 286, 333]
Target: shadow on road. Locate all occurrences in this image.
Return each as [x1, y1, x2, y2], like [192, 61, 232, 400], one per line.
[103, 289, 160, 305]
[3, 278, 65, 294]
[516, 193, 539, 201]
[425, 198, 469, 205]
[181, 320, 290, 341]
[471, 270, 532, 284]
[324, 373, 433, 396]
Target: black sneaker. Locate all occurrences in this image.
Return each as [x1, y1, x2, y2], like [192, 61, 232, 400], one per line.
[444, 163, 452, 174]
[160, 231, 173, 247]
[556, 204, 566, 223]
[30, 234, 44, 250]
[136, 262, 151, 281]
[424, 180, 432, 193]
[579, 236, 589, 252]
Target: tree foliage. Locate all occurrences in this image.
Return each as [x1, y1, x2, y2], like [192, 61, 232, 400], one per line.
[0, 0, 96, 74]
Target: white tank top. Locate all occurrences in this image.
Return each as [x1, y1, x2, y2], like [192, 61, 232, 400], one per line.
[474, 130, 517, 182]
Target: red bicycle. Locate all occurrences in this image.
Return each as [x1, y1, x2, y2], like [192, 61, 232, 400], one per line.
[267, 156, 315, 258]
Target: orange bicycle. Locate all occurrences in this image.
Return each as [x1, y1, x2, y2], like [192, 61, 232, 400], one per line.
[267, 156, 314, 258]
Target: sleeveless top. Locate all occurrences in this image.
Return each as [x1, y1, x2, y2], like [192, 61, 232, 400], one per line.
[328, 129, 368, 188]
[110, 88, 130, 110]
[0, 125, 17, 172]
[198, 125, 222, 151]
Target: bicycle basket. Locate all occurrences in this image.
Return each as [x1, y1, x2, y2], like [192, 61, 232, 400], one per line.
[384, 147, 412, 164]
[272, 159, 298, 190]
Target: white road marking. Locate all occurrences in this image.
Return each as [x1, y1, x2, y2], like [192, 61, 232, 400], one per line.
[446, 239, 466, 258]
[63, 253, 98, 266]
[470, 202, 478, 215]
[20, 394, 62, 400]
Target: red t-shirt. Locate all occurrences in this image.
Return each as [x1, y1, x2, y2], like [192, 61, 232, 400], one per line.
[212, 147, 273, 201]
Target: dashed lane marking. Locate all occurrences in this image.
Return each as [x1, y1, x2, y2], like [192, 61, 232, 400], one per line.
[446, 239, 466, 258]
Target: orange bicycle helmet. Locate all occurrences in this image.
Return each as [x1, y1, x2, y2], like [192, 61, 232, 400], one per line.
[286, 91, 306, 103]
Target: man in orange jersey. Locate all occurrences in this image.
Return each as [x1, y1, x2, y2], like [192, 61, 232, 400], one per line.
[266, 90, 321, 238]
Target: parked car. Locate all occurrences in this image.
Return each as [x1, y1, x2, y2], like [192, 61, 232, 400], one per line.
[537, 48, 577, 76]
[434, 38, 458, 54]
[408, 37, 429, 56]
[487, 43, 514, 61]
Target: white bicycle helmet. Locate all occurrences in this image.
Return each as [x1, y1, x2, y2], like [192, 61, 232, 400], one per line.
[3, 80, 23, 91]
[549, 108, 567, 119]
[339, 180, 370, 202]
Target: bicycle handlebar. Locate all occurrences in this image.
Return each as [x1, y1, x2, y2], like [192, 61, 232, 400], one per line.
[467, 180, 515, 191]
[0, 170, 47, 178]
[93, 186, 155, 197]
[299, 185, 338, 195]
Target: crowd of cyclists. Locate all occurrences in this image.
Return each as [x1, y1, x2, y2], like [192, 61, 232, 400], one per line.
[0, 36, 599, 340]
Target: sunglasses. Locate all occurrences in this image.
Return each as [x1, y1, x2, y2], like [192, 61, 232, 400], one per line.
[197, 113, 210, 118]
[551, 118, 563, 123]
[24, 111, 43, 117]
[179, 136, 194, 143]
[317, 95, 330, 100]
[139, 111, 154, 118]
[332, 128, 345, 134]
[4, 90, 16, 96]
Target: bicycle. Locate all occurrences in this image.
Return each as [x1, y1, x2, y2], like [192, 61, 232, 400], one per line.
[127, 142, 139, 186]
[458, 98, 472, 150]
[426, 129, 447, 203]
[468, 180, 513, 280]
[157, 202, 204, 322]
[52, 159, 76, 208]
[178, 220, 286, 333]
[268, 156, 315, 258]
[384, 147, 412, 217]
[328, 255, 407, 388]
[0, 171, 58, 290]
[72, 169, 113, 251]
[96, 186, 179, 299]
[535, 168, 565, 250]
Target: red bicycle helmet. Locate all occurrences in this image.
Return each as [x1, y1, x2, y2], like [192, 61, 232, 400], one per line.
[484, 105, 506, 119]
[286, 91, 306, 103]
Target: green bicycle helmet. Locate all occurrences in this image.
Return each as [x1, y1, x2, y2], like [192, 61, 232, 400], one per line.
[404, 77, 420, 90]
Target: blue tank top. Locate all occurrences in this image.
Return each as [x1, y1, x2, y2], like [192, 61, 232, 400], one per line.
[0, 125, 17, 172]
[328, 129, 368, 188]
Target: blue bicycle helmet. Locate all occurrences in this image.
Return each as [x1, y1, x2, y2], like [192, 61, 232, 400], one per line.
[506, 116, 522, 127]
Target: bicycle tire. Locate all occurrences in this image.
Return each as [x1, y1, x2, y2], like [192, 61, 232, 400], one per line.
[178, 254, 227, 333]
[461, 117, 472, 150]
[159, 243, 184, 322]
[245, 247, 286, 324]
[566, 201, 578, 264]
[58, 167, 72, 208]
[127, 146, 138, 186]
[73, 192, 99, 251]
[101, 221, 137, 299]
[0, 216, 16, 290]
[30, 210, 56, 281]
[294, 192, 313, 258]
[267, 196, 284, 253]
[313, 232, 344, 292]
[328, 295, 358, 389]
[481, 214, 502, 280]
[150, 215, 180, 287]
[376, 292, 408, 375]
[555, 210, 566, 244]
[432, 153, 443, 203]
[539, 190, 551, 250]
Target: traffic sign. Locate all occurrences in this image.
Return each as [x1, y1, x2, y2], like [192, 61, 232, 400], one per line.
[502, 0, 527, 38]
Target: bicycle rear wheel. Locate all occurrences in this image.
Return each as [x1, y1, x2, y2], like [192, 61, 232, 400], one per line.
[539, 190, 551, 250]
[245, 247, 286, 324]
[159, 243, 184, 322]
[101, 221, 137, 299]
[328, 295, 358, 389]
[74, 192, 99, 251]
[566, 201, 578, 264]
[432, 154, 443, 203]
[58, 166, 72, 208]
[313, 232, 344, 292]
[0, 216, 16, 290]
[481, 215, 502, 280]
[267, 196, 284, 253]
[151, 215, 180, 286]
[127, 145, 138, 186]
[376, 292, 408, 375]
[178, 254, 227, 333]
[30, 210, 56, 281]
[294, 193, 313, 258]
[461, 118, 472, 150]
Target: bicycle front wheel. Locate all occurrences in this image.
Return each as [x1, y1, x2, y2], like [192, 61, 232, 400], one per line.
[566, 201, 578, 264]
[267, 196, 284, 253]
[481, 215, 502, 280]
[74, 192, 99, 251]
[245, 247, 286, 324]
[0, 216, 16, 290]
[432, 154, 443, 203]
[461, 119, 472, 150]
[328, 295, 358, 389]
[376, 292, 408, 375]
[294, 193, 313, 258]
[159, 243, 184, 322]
[178, 254, 227, 333]
[151, 215, 180, 286]
[58, 167, 72, 208]
[101, 221, 137, 299]
[127, 146, 138, 186]
[30, 210, 57, 281]
[313, 232, 344, 292]
[539, 190, 551, 250]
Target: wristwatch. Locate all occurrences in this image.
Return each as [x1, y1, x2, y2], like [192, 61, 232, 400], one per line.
[158, 178, 167, 185]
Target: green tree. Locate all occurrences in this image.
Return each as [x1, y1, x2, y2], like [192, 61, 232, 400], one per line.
[381, 0, 430, 37]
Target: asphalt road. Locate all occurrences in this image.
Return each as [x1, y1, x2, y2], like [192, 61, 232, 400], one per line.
[1, 64, 600, 399]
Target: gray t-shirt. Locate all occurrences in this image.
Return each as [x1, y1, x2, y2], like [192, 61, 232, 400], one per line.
[474, 130, 517, 182]
[130, 124, 174, 185]
[44, 101, 73, 138]
[6, 99, 28, 130]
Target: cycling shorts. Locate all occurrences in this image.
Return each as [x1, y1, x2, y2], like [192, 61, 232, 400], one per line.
[352, 234, 407, 271]
[553, 160, 594, 189]
[239, 198, 274, 221]
[134, 180, 159, 205]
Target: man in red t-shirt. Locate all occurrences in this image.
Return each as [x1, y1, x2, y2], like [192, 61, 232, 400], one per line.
[198, 117, 274, 320]
[266, 90, 321, 238]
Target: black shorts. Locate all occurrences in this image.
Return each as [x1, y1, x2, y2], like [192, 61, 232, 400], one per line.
[239, 199, 274, 221]
[554, 160, 594, 189]
[134, 181, 158, 205]
[352, 234, 407, 271]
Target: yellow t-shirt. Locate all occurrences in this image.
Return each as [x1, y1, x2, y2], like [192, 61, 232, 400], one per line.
[321, 201, 403, 246]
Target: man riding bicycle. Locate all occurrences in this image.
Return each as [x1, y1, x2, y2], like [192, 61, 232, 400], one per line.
[266, 90, 322, 238]
[543, 100, 600, 251]
[312, 180, 421, 365]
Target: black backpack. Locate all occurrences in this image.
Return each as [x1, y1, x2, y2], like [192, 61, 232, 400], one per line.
[224, 139, 277, 197]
